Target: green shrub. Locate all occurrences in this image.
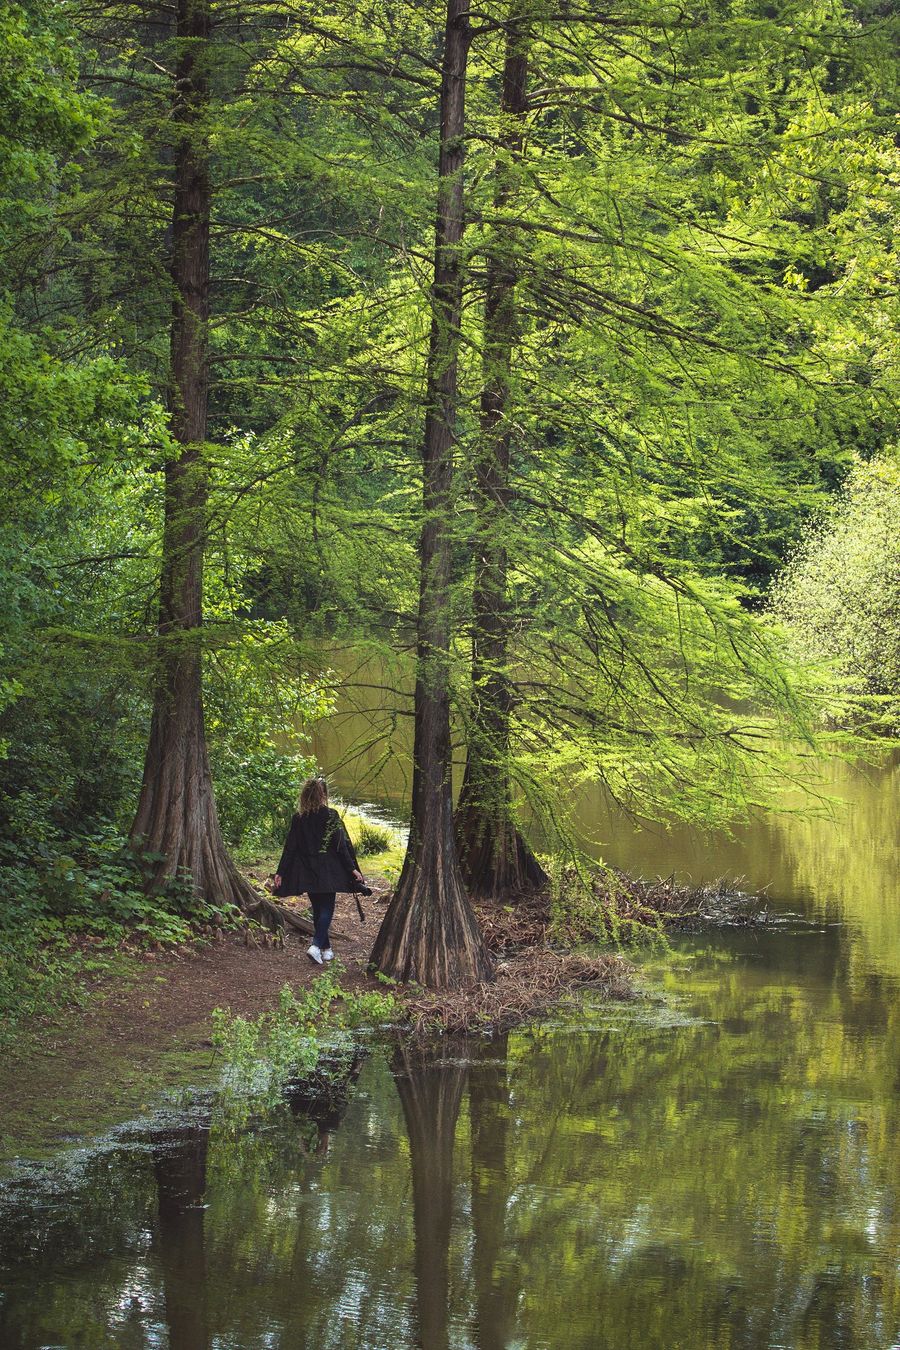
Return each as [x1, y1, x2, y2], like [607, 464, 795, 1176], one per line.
[211, 742, 313, 856]
[203, 622, 332, 854]
[0, 653, 147, 842]
[0, 822, 247, 1036]
[0, 921, 90, 1042]
[769, 454, 900, 731]
[353, 820, 394, 857]
[211, 968, 398, 1102]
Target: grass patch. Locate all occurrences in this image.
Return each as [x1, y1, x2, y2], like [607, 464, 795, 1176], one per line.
[0, 923, 128, 1048]
[353, 821, 394, 856]
[340, 808, 405, 884]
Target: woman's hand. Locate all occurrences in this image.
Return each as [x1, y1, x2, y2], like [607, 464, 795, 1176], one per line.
[273, 874, 282, 890]
[352, 869, 364, 883]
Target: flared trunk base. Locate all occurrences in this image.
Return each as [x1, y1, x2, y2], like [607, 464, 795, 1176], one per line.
[370, 833, 493, 990]
[130, 698, 313, 937]
[455, 798, 547, 901]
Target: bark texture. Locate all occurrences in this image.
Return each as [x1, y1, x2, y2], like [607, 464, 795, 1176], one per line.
[370, 0, 491, 989]
[128, 0, 296, 932]
[455, 9, 547, 899]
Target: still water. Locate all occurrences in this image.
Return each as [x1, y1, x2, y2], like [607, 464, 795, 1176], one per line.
[1, 731, 899, 1346]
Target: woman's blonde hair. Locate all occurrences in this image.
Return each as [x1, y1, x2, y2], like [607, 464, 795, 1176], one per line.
[298, 776, 328, 815]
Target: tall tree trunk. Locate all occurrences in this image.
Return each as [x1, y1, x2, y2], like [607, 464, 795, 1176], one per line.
[393, 1042, 467, 1350]
[455, 8, 547, 900]
[370, 0, 491, 989]
[128, 0, 298, 932]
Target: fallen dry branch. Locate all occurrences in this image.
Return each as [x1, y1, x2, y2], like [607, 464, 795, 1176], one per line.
[582, 868, 768, 938]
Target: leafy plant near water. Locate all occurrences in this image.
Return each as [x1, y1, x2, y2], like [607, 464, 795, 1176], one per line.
[352, 821, 395, 857]
[0, 925, 104, 1047]
[548, 862, 666, 949]
[210, 967, 399, 1102]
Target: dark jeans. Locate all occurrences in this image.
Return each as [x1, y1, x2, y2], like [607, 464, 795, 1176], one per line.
[308, 891, 335, 950]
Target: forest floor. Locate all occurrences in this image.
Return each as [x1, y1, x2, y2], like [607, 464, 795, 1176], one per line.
[0, 857, 759, 1162]
[0, 889, 380, 1162]
[0, 883, 628, 1162]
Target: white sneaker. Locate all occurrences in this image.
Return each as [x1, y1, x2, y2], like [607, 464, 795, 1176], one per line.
[306, 944, 324, 965]
[323, 948, 334, 962]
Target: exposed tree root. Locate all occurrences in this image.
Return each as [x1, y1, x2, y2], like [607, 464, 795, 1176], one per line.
[242, 891, 316, 939]
[370, 822, 493, 989]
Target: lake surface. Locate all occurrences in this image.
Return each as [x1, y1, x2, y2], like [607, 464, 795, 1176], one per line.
[1, 697, 899, 1346]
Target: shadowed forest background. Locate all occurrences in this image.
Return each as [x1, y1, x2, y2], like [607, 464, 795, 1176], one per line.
[0, 0, 897, 999]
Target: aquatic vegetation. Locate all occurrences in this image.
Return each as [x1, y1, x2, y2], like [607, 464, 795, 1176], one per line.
[352, 820, 395, 858]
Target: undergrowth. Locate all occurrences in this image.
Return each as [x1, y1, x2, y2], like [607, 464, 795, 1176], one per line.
[352, 821, 394, 856]
[0, 824, 244, 1040]
[211, 965, 399, 1104]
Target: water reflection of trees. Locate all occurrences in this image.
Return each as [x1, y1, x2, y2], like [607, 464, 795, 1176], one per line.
[393, 1040, 467, 1350]
[493, 956, 900, 1350]
[153, 1121, 210, 1350]
[468, 1033, 519, 1350]
[2, 949, 899, 1349]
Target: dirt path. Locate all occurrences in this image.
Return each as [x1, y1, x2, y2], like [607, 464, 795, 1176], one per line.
[0, 883, 635, 1162]
[0, 891, 382, 1163]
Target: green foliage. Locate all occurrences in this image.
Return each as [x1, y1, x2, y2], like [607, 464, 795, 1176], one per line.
[0, 1, 95, 196]
[0, 923, 97, 1047]
[211, 968, 398, 1101]
[770, 454, 900, 733]
[0, 0, 896, 944]
[352, 821, 395, 857]
[548, 862, 666, 949]
[0, 821, 230, 932]
[203, 621, 333, 853]
[0, 817, 244, 1037]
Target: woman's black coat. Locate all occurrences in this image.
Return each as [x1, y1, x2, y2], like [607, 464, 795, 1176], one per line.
[274, 807, 363, 897]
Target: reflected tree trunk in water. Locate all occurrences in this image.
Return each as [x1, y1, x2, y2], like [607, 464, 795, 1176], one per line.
[469, 1034, 519, 1349]
[393, 1042, 468, 1350]
[153, 1122, 210, 1350]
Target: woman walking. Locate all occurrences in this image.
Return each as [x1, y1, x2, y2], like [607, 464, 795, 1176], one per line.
[273, 776, 369, 965]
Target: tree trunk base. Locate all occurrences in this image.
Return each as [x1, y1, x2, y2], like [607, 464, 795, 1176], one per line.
[455, 802, 548, 901]
[370, 845, 493, 990]
[128, 674, 327, 937]
[245, 893, 317, 938]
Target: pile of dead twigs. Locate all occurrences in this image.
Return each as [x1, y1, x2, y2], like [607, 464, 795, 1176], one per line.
[393, 869, 767, 1034]
[397, 892, 633, 1035]
[400, 947, 633, 1035]
[589, 868, 768, 934]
